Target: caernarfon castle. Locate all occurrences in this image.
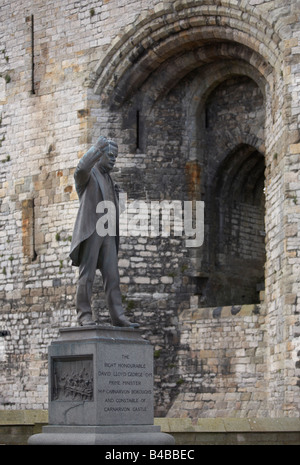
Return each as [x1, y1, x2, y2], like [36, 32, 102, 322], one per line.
[0, 0, 299, 420]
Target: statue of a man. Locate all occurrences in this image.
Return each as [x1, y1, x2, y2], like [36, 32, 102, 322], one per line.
[70, 136, 139, 328]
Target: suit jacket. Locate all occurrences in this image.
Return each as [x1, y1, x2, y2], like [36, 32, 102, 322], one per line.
[70, 146, 119, 267]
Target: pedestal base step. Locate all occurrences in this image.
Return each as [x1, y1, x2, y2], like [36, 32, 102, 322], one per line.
[28, 424, 175, 445]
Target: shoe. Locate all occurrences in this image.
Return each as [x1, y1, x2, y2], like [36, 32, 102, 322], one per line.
[79, 316, 97, 326]
[112, 317, 140, 328]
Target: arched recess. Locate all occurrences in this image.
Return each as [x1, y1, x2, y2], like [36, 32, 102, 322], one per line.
[186, 71, 266, 306]
[91, 2, 281, 107]
[88, 1, 282, 310]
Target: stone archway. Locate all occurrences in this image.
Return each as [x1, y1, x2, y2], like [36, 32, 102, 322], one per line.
[208, 143, 266, 306]
[183, 70, 266, 307]
[91, 2, 281, 108]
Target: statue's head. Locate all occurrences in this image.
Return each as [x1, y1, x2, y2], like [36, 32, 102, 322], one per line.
[98, 139, 118, 172]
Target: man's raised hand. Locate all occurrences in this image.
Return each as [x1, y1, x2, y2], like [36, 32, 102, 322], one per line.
[95, 136, 109, 152]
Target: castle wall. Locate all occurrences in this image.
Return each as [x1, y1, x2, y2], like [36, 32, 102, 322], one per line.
[0, 0, 299, 418]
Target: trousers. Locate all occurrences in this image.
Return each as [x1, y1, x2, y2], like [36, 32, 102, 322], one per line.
[75, 230, 124, 324]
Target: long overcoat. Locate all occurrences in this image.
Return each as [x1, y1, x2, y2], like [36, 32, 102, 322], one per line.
[69, 146, 119, 267]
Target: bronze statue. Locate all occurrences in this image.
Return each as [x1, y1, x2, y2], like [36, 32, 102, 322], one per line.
[70, 136, 139, 328]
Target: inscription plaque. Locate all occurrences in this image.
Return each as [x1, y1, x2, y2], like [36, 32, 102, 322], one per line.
[97, 343, 153, 424]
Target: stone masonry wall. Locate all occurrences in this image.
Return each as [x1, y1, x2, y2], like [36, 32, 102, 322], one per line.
[0, 0, 299, 418]
[166, 304, 267, 418]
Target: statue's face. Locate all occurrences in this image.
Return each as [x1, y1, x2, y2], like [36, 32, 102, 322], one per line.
[98, 143, 118, 172]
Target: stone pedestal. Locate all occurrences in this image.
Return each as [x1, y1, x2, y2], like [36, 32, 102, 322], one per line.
[28, 326, 174, 445]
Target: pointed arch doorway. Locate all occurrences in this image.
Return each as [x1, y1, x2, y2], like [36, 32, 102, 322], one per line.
[205, 143, 266, 306]
[189, 74, 266, 307]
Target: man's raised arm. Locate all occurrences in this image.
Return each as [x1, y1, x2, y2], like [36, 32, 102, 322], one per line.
[74, 136, 108, 190]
